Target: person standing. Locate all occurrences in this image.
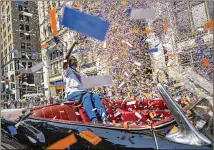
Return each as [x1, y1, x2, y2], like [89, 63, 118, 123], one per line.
[14, 99, 18, 108]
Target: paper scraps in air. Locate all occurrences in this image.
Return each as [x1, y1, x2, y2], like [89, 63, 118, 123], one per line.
[132, 29, 138, 33]
[81, 75, 113, 89]
[129, 47, 137, 52]
[205, 20, 214, 29]
[164, 20, 168, 32]
[121, 0, 127, 6]
[148, 48, 158, 54]
[46, 134, 77, 150]
[41, 43, 49, 48]
[30, 61, 45, 73]
[134, 61, 141, 66]
[125, 9, 132, 15]
[23, 12, 33, 17]
[202, 58, 211, 67]
[80, 131, 102, 146]
[49, 9, 58, 36]
[62, 7, 109, 41]
[130, 8, 157, 20]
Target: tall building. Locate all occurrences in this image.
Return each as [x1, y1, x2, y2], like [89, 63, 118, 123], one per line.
[0, 1, 41, 100]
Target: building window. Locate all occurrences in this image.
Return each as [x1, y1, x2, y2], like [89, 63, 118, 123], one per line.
[20, 24, 24, 30]
[21, 52, 26, 58]
[25, 25, 30, 31]
[19, 14, 24, 21]
[18, 6, 23, 11]
[9, 53, 12, 60]
[28, 62, 32, 68]
[26, 43, 31, 49]
[8, 34, 11, 41]
[24, 1, 28, 5]
[7, 6, 9, 13]
[4, 31, 6, 37]
[20, 33, 25, 39]
[8, 24, 10, 32]
[22, 62, 26, 68]
[9, 45, 12, 51]
[21, 42, 25, 49]
[24, 16, 29, 22]
[10, 63, 13, 70]
[28, 53, 32, 59]
[26, 35, 30, 40]
[24, 6, 28, 12]
[7, 14, 10, 22]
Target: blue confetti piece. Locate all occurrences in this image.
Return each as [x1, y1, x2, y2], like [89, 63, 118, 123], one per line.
[7, 126, 17, 136]
[54, 37, 60, 44]
[62, 7, 109, 41]
[125, 9, 132, 15]
[148, 48, 158, 53]
[82, 64, 90, 68]
[128, 47, 138, 52]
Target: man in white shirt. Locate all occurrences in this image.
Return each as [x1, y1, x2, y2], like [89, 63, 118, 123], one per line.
[62, 40, 109, 124]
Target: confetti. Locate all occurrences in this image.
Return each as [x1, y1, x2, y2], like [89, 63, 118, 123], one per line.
[80, 131, 102, 146]
[62, 7, 110, 41]
[205, 20, 214, 29]
[41, 43, 49, 48]
[49, 9, 58, 36]
[121, 0, 127, 6]
[130, 8, 157, 20]
[46, 134, 77, 149]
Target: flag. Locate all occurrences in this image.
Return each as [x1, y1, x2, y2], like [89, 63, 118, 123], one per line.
[62, 7, 110, 41]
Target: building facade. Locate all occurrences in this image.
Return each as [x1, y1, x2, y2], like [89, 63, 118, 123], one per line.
[0, 1, 41, 100]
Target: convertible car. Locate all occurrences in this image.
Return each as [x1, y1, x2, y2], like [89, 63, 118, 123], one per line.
[1, 84, 213, 149]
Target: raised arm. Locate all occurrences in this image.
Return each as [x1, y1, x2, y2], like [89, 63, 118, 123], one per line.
[63, 41, 78, 70]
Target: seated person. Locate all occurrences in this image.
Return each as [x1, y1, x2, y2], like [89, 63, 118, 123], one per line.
[62, 41, 109, 124]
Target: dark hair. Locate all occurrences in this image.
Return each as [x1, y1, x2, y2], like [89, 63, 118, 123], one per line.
[69, 56, 78, 67]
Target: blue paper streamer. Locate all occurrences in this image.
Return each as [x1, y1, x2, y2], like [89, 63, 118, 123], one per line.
[62, 7, 109, 41]
[148, 48, 158, 53]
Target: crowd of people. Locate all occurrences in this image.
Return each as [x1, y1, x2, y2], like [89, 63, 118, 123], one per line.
[1, 96, 63, 109]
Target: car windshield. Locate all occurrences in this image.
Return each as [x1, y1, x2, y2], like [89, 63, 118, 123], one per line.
[157, 70, 213, 142]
